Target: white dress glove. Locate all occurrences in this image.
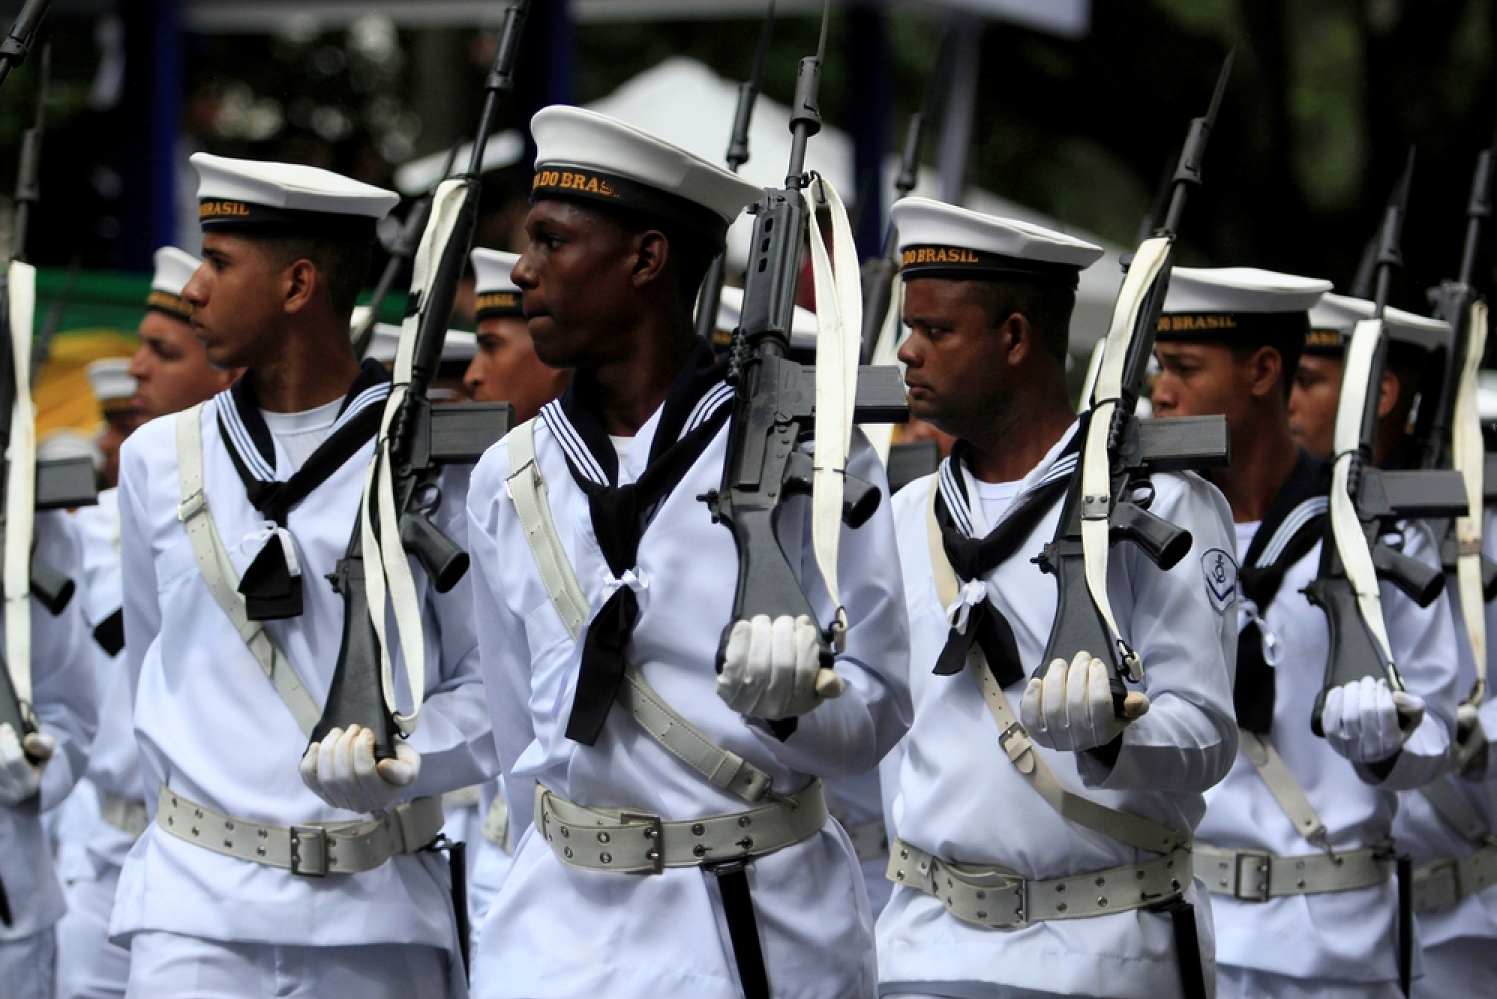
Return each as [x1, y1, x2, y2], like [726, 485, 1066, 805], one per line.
[1020, 650, 1150, 753]
[716, 614, 845, 720]
[298, 724, 420, 814]
[1321, 676, 1424, 764]
[0, 723, 53, 806]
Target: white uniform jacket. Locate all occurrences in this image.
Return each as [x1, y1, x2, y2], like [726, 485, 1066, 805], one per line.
[1201, 453, 1459, 985]
[876, 422, 1240, 999]
[2, 510, 96, 940]
[465, 354, 911, 999]
[1392, 507, 1497, 951]
[66, 489, 140, 872]
[114, 381, 498, 952]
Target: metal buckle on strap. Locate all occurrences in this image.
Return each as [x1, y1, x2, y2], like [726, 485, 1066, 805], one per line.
[1234, 851, 1272, 901]
[620, 810, 665, 874]
[289, 825, 328, 877]
[177, 488, 207, 523]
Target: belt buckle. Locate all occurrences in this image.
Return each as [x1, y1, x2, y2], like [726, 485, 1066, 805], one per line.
[620, 811, 665, 874]
[290, 826, 329, 877]
[1234, 851, 1271, 901]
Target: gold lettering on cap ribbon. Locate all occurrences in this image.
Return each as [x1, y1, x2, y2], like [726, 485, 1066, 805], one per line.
[199, 201, 251, 219]
[1156, 314, 1239, 332]
[532, 169, 619, 199]
[902, 247, 982, 266]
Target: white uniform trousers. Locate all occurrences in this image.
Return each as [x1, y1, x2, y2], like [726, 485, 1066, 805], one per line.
[1217, 965, 1402, 999]
[1411, 935, 1497, 998]
[0, 927, 57, 999]
[57, 863, 129, 999]
[125, 931, 454, 999]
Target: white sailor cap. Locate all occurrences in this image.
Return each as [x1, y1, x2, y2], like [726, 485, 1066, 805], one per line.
[1304, 292, 1450, 357]
[1157, 267, 1333, 342]
[191, 152, 399, 242]
[890, 197, 1104, 290]
[472, 248, 525, 321]
[365, 326, 477, 368]
[715, 285, 818, 347]
[86, 358, 135, 409]
[146, 246, 201, 321]
[529, 105, 764, 247]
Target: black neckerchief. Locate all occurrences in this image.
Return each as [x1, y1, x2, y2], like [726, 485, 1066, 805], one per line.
[217, 359, 391, 621]
[543, 339, 735, 746]
[1234, 449, 1330, 734]
[933, 424, 1083, 686]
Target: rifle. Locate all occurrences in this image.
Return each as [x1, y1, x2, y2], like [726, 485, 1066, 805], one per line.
[1034, 53, 1236, 714]
[352, 140, 464, 359]
[704, 0, 908, 709]
[693, 0, 775, 344]
[0, 0, 46, 94]
[0, 34, 95, 759]
[312, 1, 528, 759]
[857, 47, 941, 366]
[1305, 149, 1472, 735]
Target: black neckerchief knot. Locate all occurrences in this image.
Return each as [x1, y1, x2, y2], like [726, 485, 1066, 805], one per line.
[217, 358, 391, 621]
[932, 429, 1082, 685]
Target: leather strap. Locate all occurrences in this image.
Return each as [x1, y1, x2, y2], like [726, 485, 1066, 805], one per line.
[842, 818, 889, 864]
[506, 419, 589, 642]
[175, 403, 321, 736]
[535, 779, 827, 874]
[1414, 841, 1497, 913]
[1419, 776, 1492, 843]
[1195, 841, 1392, 900]
[155, 786, 443, 876]
[3, 261, 36, 712]
[98, 790, 148, 839]
[1238, 729, 1330, 848]
[889, 836, 1192, 926]
[925, 484, 1186, 856]
[1452, 299, 1489, 704]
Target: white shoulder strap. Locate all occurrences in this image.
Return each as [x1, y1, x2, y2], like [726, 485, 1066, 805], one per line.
[1420, 775, 1494, 845]
[3, 262, 36, 715]
[175, 403, 321, 737]
[1237, 729, 1331, 849]
[504, 418, 775, 804]
[925, 484, 1186, 855]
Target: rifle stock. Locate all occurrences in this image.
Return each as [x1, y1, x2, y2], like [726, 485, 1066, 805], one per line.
[314, 1, 529, 760]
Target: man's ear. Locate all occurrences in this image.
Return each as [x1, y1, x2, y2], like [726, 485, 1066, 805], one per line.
[282, 258, 319, 315]
[1377, 370, 1400, 419]
[998, 311, 1033, 368]
[1247, 345, 1284, 399]
[629, 230, 671, 291]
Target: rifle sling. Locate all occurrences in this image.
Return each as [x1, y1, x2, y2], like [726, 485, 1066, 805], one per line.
[175, 403, 321, 737]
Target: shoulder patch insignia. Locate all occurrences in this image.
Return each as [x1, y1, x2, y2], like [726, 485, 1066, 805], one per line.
[1201, 547, 1237, 613]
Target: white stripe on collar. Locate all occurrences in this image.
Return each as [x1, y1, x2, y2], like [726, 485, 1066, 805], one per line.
[1255, 495, 1328, 568]
[540, 400, 609, 486]
[683, 382, 734, 437]
[937, 429, 1081, 540]
[214, 391, 275, 482]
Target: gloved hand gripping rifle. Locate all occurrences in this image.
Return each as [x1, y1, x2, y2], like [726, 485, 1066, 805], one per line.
[312, 0, 528, 760]
[0, 35, 97, 757]
[703, 0, 907, 711]
[1033, 54, 1236, 714]
[1305, 149, 1472, 735]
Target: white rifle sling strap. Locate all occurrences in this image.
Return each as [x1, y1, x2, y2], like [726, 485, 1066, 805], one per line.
[1079, 236, 1173, 681]
[3, 261, 36, 714]
[1413, 776, 1497, 912]
[361, 179, 469, 737]
[1453, 299, 1489, 702]
[504, 419, 776, 806]
[175, 403, 321, 736]
[1196, 731, 1393, 901]
[1329, 317, 1398, 679]
[919, 485, 1185, 855]
[804, 176, 862, 645]
[862, 265, 905, 464]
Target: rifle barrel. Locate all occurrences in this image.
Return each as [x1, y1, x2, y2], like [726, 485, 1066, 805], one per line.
[1458, 148, 1493, 288]
[0, 0, 48, 93]
[1159, 50, 1233, 238]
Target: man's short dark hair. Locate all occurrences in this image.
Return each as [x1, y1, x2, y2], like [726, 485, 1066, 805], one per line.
[550, 196, 718, 308]
[971, 278, 1077, 366]
[1228, 331, 1305, 401]
[254, 235, 374, 320]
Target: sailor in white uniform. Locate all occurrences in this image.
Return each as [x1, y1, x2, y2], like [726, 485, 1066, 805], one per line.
[54, 249, 235, 999]
[876, 198, 1238, 999]
[1150, 267, 1461, 999]
[1288, 291, 1497, 995]
[115, 154, 497, 998]
[465, 106, 911, 999]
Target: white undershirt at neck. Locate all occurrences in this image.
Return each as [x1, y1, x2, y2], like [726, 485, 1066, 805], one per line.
[260, 397, 343, 475]
[1234, 520, 1261, 564]
[972, 478, 1023, 536]
[609, 435, 635, 485]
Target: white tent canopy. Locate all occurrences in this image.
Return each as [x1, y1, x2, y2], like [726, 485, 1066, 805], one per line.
[588, 56, 1125, 353]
